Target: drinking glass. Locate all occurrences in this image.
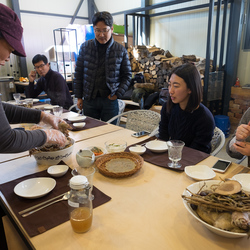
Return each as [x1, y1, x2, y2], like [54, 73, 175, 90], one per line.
[53, 106, 63, 117]
[13, 93, 21, 104]
[166, 140, 185, 168]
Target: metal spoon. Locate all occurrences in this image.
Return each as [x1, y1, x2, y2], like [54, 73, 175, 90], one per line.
[22, 192, 69, 217]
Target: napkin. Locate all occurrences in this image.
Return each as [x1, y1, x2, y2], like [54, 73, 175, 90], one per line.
[0, 162, 111, 237]
[126, 138, 210, 171]
[65, 117, 107, 131]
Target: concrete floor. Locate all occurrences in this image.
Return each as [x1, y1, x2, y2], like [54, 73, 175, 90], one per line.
[215, 134, 248, 167]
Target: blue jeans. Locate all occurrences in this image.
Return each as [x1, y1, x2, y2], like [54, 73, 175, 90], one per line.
[83, 97, 119, 125]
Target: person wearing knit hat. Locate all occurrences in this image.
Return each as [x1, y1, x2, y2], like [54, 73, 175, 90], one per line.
[0, 3, 26, 66]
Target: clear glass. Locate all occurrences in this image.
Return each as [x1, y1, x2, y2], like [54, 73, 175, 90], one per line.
[68, 187, 93, 233]
[53, 106, 63, 117]
[166, 140, 185, 168]
[24, 98, 33, 108]
[13, 93, 21, 104]
[105, 139, 127, 153]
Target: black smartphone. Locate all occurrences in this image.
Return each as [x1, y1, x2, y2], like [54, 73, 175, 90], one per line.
[211, 159, 232, 173]
[131, 131, 150, 138]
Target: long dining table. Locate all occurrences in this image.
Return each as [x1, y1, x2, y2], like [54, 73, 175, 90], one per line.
[1, 117, 250, 250]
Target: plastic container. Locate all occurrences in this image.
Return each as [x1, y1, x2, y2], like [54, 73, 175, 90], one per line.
[68, 175, 93, 233]
[214, 115, 230, 138]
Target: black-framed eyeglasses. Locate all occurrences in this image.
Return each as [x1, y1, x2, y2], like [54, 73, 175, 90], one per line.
[94, 28, 110, 34]
[34, 63, 45, 70]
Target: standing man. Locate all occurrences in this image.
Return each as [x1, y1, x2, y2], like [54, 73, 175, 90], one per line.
[74, 11, 131, 123]
[27, 54, 73, 109]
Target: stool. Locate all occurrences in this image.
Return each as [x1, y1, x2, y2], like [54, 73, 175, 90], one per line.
[214, 115, 230, 138]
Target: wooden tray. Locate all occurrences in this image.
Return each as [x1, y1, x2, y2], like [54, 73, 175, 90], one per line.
[95, 152, 144, 178]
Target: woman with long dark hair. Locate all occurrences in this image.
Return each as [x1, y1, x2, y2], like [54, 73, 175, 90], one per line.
[159, 63, 215, 153]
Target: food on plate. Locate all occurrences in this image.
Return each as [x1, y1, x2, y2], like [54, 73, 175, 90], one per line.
[19, 77, 29, 82]
[182, 180, 250, 234]
[90, 147, 104, 156]
[105, 158, 136, 173]
[29, 121, 72, 155]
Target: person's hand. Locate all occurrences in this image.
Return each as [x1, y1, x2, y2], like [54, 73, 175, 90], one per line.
[43, 129, 67, 148]
[77, 98, 83, 110]
[233, 141, 250, 156]
[235, 122, 250, 141]
[40, 112, 66, 129]
[108, 94, 117, 100]
[29, 70, 36, 82]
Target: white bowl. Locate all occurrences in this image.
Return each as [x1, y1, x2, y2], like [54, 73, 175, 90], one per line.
[68, 116, 87, 122]
[145, 140, 168, 153]
[33, 138, 74, 166]
[185, 165, 216, 181]
[47, 165, 69, 177]
[129, 145, 146, 155]
[33, 98, 39, 103]
[232, 173, 250, 193]
[182, 180, 247, 238]
[73, 122, 86, 128]
[44, 105, 59, 110]
[105, 139, 127, 153]
[76, 149, 95, 167]
[14, 177, 56, 199]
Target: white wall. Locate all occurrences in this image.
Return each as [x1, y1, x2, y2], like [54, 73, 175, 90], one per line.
[0, 0, 249, 86]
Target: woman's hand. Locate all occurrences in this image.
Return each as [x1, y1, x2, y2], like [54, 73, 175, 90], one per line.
[43, 129, 67, 148]
[40, 112, 66, 129]
[233, 141, 250, 156]
[235, 122, 250, 141]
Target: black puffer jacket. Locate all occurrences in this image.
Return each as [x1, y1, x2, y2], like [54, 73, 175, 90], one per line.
[74, 37, 132, 100]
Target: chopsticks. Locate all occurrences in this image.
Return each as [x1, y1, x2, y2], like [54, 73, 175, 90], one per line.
[18, 192, 67, 216]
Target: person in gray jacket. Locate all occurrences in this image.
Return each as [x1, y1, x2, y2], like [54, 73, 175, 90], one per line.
[226, 107, 250, 166]
[74, 11, 131, 123]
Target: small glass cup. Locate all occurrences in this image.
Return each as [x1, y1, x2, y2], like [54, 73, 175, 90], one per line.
[13, 93, 21, 104]
[166, 140, 185, 168]
[53, 106, 63, 117]
[105, 139, 127, 153]
[24, 98, 33, 108]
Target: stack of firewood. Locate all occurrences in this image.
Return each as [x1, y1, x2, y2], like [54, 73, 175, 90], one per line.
[127, 45, 205, 89]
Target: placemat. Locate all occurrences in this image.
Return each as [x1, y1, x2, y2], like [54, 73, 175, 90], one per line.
[0, 165, 111, 237]
[126, 138, 210, 171]
[65, 116, 107, 131]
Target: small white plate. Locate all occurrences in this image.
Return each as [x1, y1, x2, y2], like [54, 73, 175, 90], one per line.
[129, 145, 146, 155]
[14, 177, 56, 199]
[185, 165, 216, 181]
[47, 165, 69, 177]
[232, 173, 250, 192]
[68, 116, 87, 122]
[84, 146, 106, 158]
[44, 105, 59, 110]
[33, 98, 39, 103]
[145, 140, 168, 153]
[73, 122, 86, 128]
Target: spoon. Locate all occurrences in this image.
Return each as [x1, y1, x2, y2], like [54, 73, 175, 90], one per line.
[22, 192, 69, 217]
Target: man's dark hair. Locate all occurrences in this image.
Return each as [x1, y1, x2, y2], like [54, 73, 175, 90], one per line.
[92, 11, 113, 27]
[32, 54, 48, 65]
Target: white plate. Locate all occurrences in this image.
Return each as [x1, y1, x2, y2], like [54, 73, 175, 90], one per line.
[68, 116, 87, 122]
[83, 146, 106, 158]
[232, 173, 250, 193]
[14, 177, 56, 199]
[33, 98, 39, 103]
[145, 140, 168, 153]
[185, 165, 216, 181]
[44, 105, 59, 110]
[182, 180, 248, 238]
[47, 165, 69, 177]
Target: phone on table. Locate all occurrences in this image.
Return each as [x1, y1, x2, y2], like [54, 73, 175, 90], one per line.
[211, 159, 232, 173]
[131, 131, 150, 138]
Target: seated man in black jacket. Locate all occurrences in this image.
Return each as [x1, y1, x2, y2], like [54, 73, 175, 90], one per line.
[27, 54, 73, 109]
[74, 11, 131, 123]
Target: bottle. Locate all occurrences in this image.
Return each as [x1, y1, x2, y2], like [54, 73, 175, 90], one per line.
[68, 175, 93, 233]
